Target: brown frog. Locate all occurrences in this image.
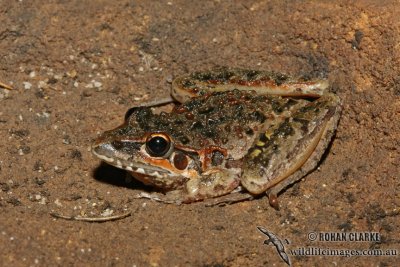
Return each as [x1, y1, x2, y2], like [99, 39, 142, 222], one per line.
[92, 68, 341, 208]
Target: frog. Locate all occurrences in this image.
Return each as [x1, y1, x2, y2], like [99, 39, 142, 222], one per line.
[92, 67, 341, 208]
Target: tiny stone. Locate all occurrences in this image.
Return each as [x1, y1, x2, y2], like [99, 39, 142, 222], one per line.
[67, 69, 77, 78]
[101, 208, 114, 217]
[165, 75, 173, 83]
[93, 81, 102, 88]
[54, 199, 62, 207]
[39, 198, 46, 205]
[38, 80, 47, 88]
[23, 82, 32, 90]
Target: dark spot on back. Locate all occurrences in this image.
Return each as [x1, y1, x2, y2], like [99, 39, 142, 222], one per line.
[277, 119, 294, 137]
[245, 70, 262, 80]
[191, 121, 204, 130]
[179, 136, 190, 145]
[211, 150, 225, 166]
[258, 133, 268, 142]
[245, 127, 254, 136]
[249, 111, 266, 123]
[274, 73, 289, 86]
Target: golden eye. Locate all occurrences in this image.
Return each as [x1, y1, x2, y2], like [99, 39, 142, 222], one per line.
[145, 133, 172, 157]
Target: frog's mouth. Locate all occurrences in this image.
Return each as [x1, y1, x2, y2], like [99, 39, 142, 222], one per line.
[92, 143, 175, 178]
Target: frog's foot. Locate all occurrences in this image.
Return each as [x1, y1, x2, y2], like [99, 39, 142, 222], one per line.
[135, 192, 182, 205]
[136, 187, 254, 207]
[135, 191, 184, 205]
[204, 192, 255, 207]
[135, 190, 254, 207]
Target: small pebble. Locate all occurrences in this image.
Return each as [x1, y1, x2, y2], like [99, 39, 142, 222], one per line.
[101, 208, 114, 217]
[23, 82, 32, 90]
[93, 81, 102, 88]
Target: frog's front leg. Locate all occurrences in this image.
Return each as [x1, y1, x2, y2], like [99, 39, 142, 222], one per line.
[241, 93, 341, 209]
[136, 169, 242, 204]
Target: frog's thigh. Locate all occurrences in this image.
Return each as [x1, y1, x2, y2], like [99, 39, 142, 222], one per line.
[241, 94, 341, 201]
[266, 107, 341, 205]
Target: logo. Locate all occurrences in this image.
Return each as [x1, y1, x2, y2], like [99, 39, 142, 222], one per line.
[257, 226, 291, 266]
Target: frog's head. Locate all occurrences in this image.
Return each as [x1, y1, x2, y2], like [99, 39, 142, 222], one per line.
[91, 106, 235, 190]
[92, 90, 266, 190]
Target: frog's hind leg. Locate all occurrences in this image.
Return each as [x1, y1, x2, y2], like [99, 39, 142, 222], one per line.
[266, 106, 341, 209]
[241, 93, 341, 209]
[172, 67, 330, 102]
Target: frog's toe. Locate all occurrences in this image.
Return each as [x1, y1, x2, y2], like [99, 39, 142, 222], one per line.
[266, 190, 280, 210]
[204, 192, 254, 207]
[135, 192, 182, 205]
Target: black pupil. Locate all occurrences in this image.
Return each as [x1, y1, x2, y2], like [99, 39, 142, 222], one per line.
[146, 136, 170, 157]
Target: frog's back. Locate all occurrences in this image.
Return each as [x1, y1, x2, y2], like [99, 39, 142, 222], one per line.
[125, 90, 305, 160]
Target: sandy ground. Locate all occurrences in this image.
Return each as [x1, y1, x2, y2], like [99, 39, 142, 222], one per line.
[0, 1, 399, 266]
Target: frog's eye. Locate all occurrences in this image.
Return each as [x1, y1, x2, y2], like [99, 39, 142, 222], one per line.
[145, 133, 172, 157]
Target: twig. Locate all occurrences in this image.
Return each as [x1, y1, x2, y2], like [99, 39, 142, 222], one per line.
[0, 81, 13, 90]
[50, 211, 131, 222]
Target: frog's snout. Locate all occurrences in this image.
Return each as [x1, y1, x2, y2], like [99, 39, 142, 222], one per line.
[91, 142, 117, 164]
